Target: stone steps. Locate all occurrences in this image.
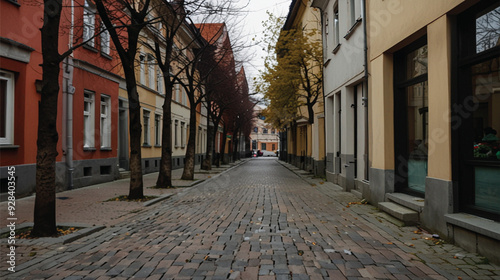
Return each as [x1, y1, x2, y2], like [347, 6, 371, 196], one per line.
[378, 202, 419, 226]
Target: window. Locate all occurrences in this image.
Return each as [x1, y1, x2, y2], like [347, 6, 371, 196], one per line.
[334, 5, 340, 47]
[394, 37, 428, 196]
[272, 144, 276, 151]
[140, 54, 146, 85]
[455, 1, 500, 220]
[181, 121, 185, 148]
[83, 91, 95, 148]
[174, 120, 179, 147]
[262, 143, 267, 151]
[175, 84, 180, 102]
[271, 129, 275, 134]
[0, 70, 14, 145]
[157, 71, 163, 94]
[263, 128, 268, 134]
[83, 0, 96, 47]
[155, 114, 161, 146]
[100, 95, 111, 148]
[182, 88, 188, 106]
[253, 127, 258, 133]
[349, 0, 361, 27]
[148, 54, 155, 89]
[143, 110, 150, 145]
[100, 23, 110, 55]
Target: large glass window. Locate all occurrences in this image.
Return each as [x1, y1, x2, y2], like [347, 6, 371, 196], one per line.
[0, 70, 14, 145]
[456, 0, 500, 220]
[394, 38, 428, 196]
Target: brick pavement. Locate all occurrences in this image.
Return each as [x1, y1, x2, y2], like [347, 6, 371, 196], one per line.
[1, 158, 500, 279]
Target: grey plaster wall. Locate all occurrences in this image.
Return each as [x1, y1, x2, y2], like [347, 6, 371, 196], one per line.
[0, 164, 37, 196]
[421, 177, 454, 236]
[368, 167, 395, 204]
[326, 153, 334, 173]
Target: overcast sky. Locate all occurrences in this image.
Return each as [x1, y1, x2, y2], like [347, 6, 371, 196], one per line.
[234, 0, 291, 92]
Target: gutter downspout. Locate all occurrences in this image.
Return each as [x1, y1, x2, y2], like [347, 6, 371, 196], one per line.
[64, 57, 75, 189]
[362, 0, 369, 181]
[65, 1, 75, 189]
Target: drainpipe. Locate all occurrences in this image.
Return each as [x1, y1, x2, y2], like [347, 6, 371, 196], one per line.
[362, 0, 369, 180]
[64, 57, 75, 189]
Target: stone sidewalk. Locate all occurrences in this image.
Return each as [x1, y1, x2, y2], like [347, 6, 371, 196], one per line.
[0, 162, 242, 229]
[1, 158, 499, 280]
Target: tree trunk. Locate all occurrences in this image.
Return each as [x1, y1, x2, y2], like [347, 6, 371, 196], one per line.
[220, 125, 228, 166]
[32, 0, 63, 237]
[124, 69, 144, 199]
[181, 105, 197, 180]
[156, 76, 173, 188]
[232, 128, 239, 161]
[201, 105, 212, 171]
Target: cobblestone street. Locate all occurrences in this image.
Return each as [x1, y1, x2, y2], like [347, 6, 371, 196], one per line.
[2, 158, 500, 279]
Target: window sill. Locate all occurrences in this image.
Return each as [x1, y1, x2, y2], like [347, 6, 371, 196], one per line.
[5, 0, 20, 7]
[445, 213, 500, 241]
[83, 44, 98, 53]
[0, 144, 19, 149]
[324, 58, 331, 67]
[101, 53, 112, 60]
[83, 147, 96, 151]
[344, 17, 362, 40]
[142, 144, 152, 148]
[100, 147, 112, 151]
[154, 145, 162, 148]
[332, 44, 341, 55]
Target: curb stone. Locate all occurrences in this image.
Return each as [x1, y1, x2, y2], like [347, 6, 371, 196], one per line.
[0, 222, 106, 245]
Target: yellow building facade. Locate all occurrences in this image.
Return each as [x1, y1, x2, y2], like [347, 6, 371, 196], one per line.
[283, 0, 326, 176]
[368, 0, 500, 263]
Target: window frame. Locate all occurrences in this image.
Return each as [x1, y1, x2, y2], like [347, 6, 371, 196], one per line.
[0, 70, 15, 146]
[393, 36, 428, 198]
[154, 113, 161, 146]
[142, 109, 151, 146]
[83, 0, 96, 47]
[83, 90, 95, 149]
[100, 22, 110, 55]
[454, 0, 500, 220]
[100, 94, 111, 149]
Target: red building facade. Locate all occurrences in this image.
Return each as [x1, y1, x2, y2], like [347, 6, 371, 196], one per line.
[0, 0, 121, 197]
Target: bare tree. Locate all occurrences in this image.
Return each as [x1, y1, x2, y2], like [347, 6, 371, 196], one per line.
[95, 0, 152, 199]
[33, 0, 109, 236]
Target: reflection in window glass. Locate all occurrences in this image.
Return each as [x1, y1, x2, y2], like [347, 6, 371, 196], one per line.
[471, 56, 500, 161]
[476, 5, 500, 53]
[407, 81, 428, 193]
[475, 166, 500, 213]
[406, 45, 428, 79]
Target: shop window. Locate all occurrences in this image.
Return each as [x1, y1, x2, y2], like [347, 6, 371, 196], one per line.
[394, 37, 428, 196]
[455, 0, 500, 220]
[0, 70, 14, 145]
